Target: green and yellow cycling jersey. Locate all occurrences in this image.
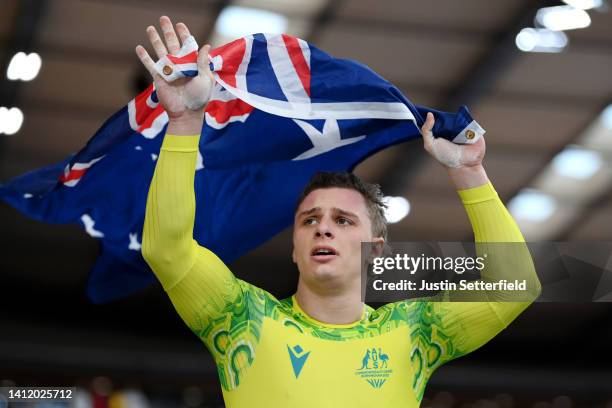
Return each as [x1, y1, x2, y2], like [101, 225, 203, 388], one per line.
[142, 134, 540, 408]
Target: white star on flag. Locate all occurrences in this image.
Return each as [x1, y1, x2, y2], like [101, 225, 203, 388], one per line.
[128, 233, 142, 251]
[81, 214, 104, 238]
[292, 119, 366, 161]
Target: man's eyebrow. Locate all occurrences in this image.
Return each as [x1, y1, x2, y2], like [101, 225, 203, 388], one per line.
[332, 207, 360, 220]
[297, 207, 320, 218]
[296, 207, 361, 220]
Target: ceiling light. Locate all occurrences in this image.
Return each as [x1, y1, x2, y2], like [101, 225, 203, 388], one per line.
[508, 190, 557, 222]
[0, 107, 24, 135]
[215, 6, 288, 39]
[383, 196, 410, 223]
[516, 28, 568, 53]
[535, 6, 591, 31]
[552, 146, 603, 180]
[562, 0, 604, 10]
[7, 52, 42, 81]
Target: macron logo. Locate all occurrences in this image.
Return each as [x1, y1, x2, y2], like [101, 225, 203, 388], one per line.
[287, 344, 310, 379]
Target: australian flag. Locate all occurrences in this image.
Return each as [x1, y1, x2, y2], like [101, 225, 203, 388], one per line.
[0, 33, 484, 303]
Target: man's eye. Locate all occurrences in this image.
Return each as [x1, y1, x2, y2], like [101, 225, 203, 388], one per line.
[303, 218, 317, 225]
[337, 217, 353, 225]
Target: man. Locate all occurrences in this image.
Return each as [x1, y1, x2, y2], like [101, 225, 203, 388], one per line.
[138, 16, 540, 407]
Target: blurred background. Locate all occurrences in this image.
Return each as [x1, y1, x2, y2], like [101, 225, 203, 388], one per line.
[1, 0, 612, 407]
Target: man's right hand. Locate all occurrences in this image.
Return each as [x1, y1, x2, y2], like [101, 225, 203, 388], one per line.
[135, 16, 213, 123]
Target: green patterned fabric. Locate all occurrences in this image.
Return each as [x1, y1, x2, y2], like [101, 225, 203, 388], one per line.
[191, 280, 463, 398]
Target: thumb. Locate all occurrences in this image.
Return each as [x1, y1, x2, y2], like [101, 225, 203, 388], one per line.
[421, 112, 435, 148]
[421, 112, 435, 134]
[197, 44, 213, 80]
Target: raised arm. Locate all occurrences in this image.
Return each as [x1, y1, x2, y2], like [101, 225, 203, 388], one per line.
[418, 113, 541, 366]
[429, 178, 541, 359]
[137, 16, 242, 336]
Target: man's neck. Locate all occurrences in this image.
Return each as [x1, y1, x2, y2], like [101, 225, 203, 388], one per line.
[294, 281, 364, 325]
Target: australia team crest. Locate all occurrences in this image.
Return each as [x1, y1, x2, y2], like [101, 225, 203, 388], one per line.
[355, 347, 393, 388]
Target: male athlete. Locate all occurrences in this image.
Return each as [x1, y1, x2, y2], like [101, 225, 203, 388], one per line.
[137, 16, 540, 407]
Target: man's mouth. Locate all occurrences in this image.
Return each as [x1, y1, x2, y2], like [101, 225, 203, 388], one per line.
[311, 246, 338, 262]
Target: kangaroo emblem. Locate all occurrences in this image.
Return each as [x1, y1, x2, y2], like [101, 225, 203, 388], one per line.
[358, 349, 371, 369]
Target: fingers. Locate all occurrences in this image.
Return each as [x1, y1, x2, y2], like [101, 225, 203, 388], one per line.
[176, 22, 191, 43]
[160, 16, 181, 55]
[197, 44, 213, 80]
[139, 17, 201, 81]
[146, 25, 168, 59]
[422, 112, 435, 133]
[421, 112, 436, 150]
[474, 136, 486, 149]
[135, 45, 158, 78]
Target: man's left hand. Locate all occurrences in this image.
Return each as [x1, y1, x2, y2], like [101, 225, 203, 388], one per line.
[421, 112, 486, 169]
[421, 112, 489, 190]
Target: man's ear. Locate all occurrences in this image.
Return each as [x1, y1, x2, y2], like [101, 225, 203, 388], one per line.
[372, 237, 385, 259]
[292, 247, 297, 264]
[367, 237, 385, 263]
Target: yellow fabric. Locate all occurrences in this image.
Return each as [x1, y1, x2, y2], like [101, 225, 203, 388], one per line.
[142, 133, 540, 407]
[142, 134, 242, 334]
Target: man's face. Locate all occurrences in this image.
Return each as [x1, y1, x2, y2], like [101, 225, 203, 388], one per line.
[292, 187, 383, 290]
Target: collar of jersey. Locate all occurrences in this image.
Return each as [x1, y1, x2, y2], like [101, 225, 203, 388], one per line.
[290, 295, 369, 329]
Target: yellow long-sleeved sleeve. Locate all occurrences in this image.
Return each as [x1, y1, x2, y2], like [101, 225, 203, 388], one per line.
[457, 182, 541, 304]
[429, 182, 541, 364]
[141, 133, 243, 336]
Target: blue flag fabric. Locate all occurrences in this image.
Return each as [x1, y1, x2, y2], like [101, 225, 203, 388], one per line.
[0, 34, 484, 303]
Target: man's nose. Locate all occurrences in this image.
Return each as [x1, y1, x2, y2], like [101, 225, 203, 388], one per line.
[315, 219, 334, 238]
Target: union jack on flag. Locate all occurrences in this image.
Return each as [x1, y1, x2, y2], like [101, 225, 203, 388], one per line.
[154, 35, 200, 82]
[0, 33, 484, 303]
